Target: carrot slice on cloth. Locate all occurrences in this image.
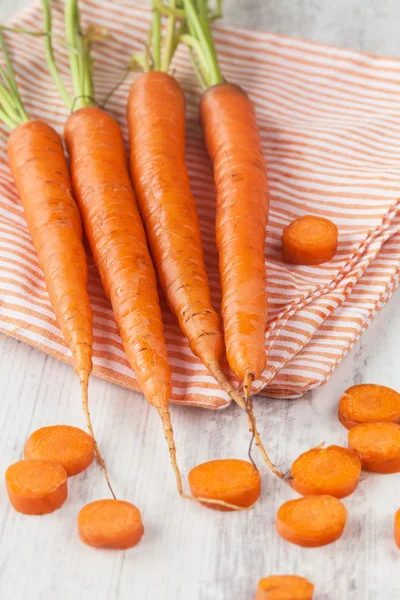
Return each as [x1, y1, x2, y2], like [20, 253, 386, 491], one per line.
[255, 575, 314, 599]
[290, 445, 361, 498]
[24, 425, 94, 476]
[348, 422, 400, 473]
[188, 459, 261, 511]
[282, 215, 338, 265]
[5, 459, 67, 515]
[339, 384, 400, 430]
[276, 495, 347, 547]
[78, 499, 144, 550]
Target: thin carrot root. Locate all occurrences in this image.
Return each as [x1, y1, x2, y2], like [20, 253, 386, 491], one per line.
[6, 459, 68, 515]
[276, 495, 347, 547]
[395, 509, 400, 549]
[80, 373, 116, 498]
[290, 445, 361, 498]
[188, 459, 261, 512]
[255, 575, 314, 600]
[348, 422, 400, 473]
[207, 361, 246, 410]
[338, 384, 400, 430]
[282, 215, 338, 265]
[24, 424, 94, 476]
[78, 499, 144, 550]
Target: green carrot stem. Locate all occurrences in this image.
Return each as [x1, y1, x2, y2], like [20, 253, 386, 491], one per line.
[151, 7, 162, 71]
[0, 31, 29, 121]
[153, 0, 184, 18]
[161, 0, 177, 73]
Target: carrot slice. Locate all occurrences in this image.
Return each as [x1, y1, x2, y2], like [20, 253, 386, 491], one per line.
[348, 422, 400, 473]
[282, 215, 338, 265]
[255, 575, 314, 599]
[5, 459, 67, 515]
[24, 425, 95, 476]
[188, 459, 261, 511]
[290, 445, 361, 498]
[276, 495, 347, 547]
[339, 384, 400, 430]
[395, 510, 400, 549]
[78, 499, 144, 550]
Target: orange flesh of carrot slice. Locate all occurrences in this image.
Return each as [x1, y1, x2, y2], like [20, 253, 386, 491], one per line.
[255, 575, 314, 599]
[5, 459, 68, 515]
[290, 445, 361, 498]
[282, 215, 338, 265]
[348, 422, 400, 473]
[24, 425, 95, 476]
[276, 495, 347, 547]
[395, 509, 400, 549]
[339, 384, 400, 430]
[188, 459, 261, 511]
[77, 499, 144, 550]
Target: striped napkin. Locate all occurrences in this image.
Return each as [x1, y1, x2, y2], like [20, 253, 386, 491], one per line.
[1, 0, 399, 409]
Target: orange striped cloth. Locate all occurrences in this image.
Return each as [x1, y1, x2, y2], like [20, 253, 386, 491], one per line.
[1, 1, 399, 409]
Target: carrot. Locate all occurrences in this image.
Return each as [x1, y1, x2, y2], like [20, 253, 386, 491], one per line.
[126, 2, 281, 478]
[0, 30, 113, 495]
[339, 384, 400, 430]
[395, 509, 400, 549]
[282, 215, 338, 265]
[255, 575, 314, 600]
[348, 422, 400, 473]
[24, 425, 94, 476]
[290, 445, 361, 499]
[188, 459, 261, 511]
[276, 495, 347, 547]
[5, 459, 68, 515]
[78, 499, 144, 549]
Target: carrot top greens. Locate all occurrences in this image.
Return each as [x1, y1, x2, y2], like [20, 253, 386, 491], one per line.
[0, 31, 29, 129]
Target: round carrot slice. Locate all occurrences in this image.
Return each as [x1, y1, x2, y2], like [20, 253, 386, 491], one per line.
[338, 384, 400, 430]
[282, 215, 338, 265]
[5, 459, 68, 515]
[290, 445, 361, 498]
[348, 422, 400, 473]
[24, 425, 95, 476]
[78, 499, 144, 550]
[395, 510, 400, 549]
[188, 459, 261, 511]
[276, 495, 347, 547]
[255, 575, 314, 599]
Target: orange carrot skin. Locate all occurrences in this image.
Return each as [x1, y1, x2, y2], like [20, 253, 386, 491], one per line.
[64, 107, 171, 409]
[7, 121, 93, 378]
[200, 83, 269, 381]
[128, 72, 223, 368]
[395, 510, 400, 549]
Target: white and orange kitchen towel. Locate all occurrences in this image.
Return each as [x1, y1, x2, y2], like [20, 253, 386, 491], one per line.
[1, 0, 399, 408]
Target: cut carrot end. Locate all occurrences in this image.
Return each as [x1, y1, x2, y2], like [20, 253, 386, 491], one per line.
[78, 499, 144, 550]
[348, 422, 400, 473]
[188, 459, 261, 511]
[255, 575, 314, 599]
[395, 509, 400, 549]
[276, 495, 347, 547]
[282, 215, 338, 265]
[79, 373, 116, 498]
[24, 424, 94, 477]
[339, 384, 400, 430]
[157, 407, 184, 496]
[5, 459, 68, 515]
[290, 445, 361, 499]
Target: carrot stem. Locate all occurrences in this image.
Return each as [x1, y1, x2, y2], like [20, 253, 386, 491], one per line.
[151, 6, 162, 71]
[153, 0, 184, 18]
[0, 31, 29, 123]
[161, 0, 177, 73]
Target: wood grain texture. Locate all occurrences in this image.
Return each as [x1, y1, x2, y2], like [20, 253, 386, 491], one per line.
[1, 1, 400, 599]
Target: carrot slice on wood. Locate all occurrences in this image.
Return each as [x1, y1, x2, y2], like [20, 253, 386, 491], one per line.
[276, 495, 347, 547]
[395, 510, 400, 549]
[255, 575, 314, 599]
[188, 459, 261, 511]
[339, 384, 400, 430]
[348, 422, 400, 473]
[24, 425, 95, 476]
[78, 499, 144, 550]
[282, 215, 338, 265]
[290, 445, 361, 498]
[5, 459, 67, 515]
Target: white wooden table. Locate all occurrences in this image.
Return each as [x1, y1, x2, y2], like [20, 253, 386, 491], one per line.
[1, 2, 400, 599]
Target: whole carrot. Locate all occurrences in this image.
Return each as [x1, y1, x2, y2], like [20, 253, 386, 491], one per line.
[128, 2, 281, 477]
[0, 31, 112, 495]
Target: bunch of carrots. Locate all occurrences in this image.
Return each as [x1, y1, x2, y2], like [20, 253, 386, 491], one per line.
[1, 0, 398, 596]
